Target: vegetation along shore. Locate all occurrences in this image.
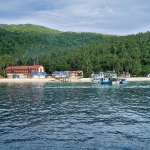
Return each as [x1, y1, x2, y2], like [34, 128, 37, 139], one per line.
[0, 24, 150, 78]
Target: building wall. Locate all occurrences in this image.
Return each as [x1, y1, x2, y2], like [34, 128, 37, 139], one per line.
[38, 66, 44, 72]
[67, 71, 83, 78]
[6, 65, 45, 78]
[6, 69, 28, 75]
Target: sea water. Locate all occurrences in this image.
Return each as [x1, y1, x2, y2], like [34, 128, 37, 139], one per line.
[0, 82, 150, 150]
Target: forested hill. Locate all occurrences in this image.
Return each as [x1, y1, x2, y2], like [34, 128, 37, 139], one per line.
[0, 24, 150, 77]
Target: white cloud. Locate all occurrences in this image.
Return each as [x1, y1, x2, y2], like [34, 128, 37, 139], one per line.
[0, 0, 150, 35]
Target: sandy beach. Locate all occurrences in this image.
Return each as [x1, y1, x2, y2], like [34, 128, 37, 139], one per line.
[0, 77, 150, 83]
[0, 78, 91, 83]
[125, 77, 150, 82]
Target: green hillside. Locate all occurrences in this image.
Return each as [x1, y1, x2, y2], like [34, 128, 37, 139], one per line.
[0, 24, 150, 77]
[0, 24, 61, 34]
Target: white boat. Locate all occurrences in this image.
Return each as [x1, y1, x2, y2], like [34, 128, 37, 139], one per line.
[101, 77, 120, 85]
[91, 72, 104, 84]
[91, 78, 102, 84]
[111, 77, 121, 84]
[91, 71, 120, 85]
[119, 78, 128, 84]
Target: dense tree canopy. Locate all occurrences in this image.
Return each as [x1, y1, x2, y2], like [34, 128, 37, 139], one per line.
[0, 24, 150, 77]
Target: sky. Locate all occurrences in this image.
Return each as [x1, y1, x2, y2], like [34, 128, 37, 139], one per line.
[0, 0, 150, 35]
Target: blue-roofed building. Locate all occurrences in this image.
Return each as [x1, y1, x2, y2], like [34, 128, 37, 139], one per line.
[52, 71, 69, 78]
[30, 71, 47, 78]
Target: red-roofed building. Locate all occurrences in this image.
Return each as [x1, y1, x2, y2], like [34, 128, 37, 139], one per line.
[5, 65, 45, 78]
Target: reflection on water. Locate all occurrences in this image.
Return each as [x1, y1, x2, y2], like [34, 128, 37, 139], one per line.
[0, 82, 150, 150]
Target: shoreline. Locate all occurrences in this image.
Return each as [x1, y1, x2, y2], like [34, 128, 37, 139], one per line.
[125, 77, 150, 82]
[0, 77, 150, 83]
[0, 78, 91, 83]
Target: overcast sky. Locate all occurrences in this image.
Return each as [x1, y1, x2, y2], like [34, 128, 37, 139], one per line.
[0, 0, 150, 35]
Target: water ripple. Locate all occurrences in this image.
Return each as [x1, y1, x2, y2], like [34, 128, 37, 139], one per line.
[0, 82, 150, 150]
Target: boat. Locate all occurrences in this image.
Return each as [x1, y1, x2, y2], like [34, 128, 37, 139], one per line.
[91, 71, 122, 85]
[91, 72, 104, 84]
[101, 77, 120, 85]
[91, 78, 102, 84]
[120, 78, 128, 84]
[101, 77, 113, 85]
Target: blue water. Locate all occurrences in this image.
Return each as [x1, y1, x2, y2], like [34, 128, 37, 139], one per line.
[0, 82, 150, 150]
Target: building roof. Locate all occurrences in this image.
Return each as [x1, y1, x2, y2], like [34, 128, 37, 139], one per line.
[30, 72, 47, 75]
[67, 70, 83, 74]
[6, 65, 43, 70]
[105, 71, 116, 74]
[52, 71, 68, 75]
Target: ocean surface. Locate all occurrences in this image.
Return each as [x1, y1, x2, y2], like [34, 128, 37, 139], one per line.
[0, 81, 150, 150]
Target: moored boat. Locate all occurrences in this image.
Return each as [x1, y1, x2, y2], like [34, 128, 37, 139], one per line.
[91, 71, 121, 85]
[101, 77, 120, 85]
[120, 78, 128, 84]
[91, 78, 102, 84]
[91, 72, 104, 84]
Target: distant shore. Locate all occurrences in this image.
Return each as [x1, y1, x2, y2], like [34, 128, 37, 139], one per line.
[0, 77, 150, 83]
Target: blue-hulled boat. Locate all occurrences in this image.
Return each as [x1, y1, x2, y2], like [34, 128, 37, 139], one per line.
[120, 78, 128, 84]
[101, 77, 120, 85]
[91, 71, 121, 85]
[91, 78, 102, 84]
[91, 72, 104, 84]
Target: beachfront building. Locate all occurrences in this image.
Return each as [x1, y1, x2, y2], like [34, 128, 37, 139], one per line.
[91, 72, 104, 78]
[67, 70, 83, 78]
[104, 71, 117, 77]
[52, 71, 70, 82]
[91, 71, 117, 79]
[52, 71, 69, 78]
[30, 71, 47, 78]
[51, 70, 83, 82]
[52, 70, 83, 79]
[5, 65, 46, 78]
[118, 71, 130, 77]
